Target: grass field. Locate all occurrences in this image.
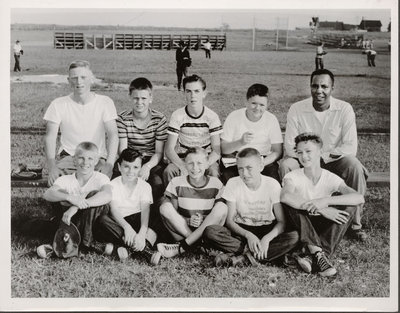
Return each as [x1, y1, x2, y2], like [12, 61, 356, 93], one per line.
[9, 27, 393, 303]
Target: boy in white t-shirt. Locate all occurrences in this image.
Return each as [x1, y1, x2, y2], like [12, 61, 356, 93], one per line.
[44, 60, 118, 186]
[203, 148, 298, 267]
[39, 142, 113, 256]
[96, 149, 162, 265]
[280, 133, 365, 277]
[157, 147, 227, 258]
[220, 83, 283, 183]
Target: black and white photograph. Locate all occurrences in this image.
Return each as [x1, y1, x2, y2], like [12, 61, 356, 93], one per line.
[1, 0, 397, 311]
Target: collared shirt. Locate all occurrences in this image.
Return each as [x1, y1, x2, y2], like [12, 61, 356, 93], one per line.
[284, 96, 358, 163]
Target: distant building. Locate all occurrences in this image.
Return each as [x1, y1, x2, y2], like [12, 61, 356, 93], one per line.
[359, 20, 382, 32]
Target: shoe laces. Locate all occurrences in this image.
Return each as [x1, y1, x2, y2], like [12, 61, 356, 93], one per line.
[163, 243, 179, 251]
[315, 251, 333, 271]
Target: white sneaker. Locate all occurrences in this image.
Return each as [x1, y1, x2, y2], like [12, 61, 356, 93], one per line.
[157, 243, 181, 258]
[117, 247, 129, 261]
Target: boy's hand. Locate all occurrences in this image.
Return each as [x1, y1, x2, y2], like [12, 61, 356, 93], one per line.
[189, 213, 204, 228]
[256, 237, 270, 261]
[245, 232, 261, 255]
[48, 164, 62, 186]
[123, 225, 136, 247]
[301, 198, 328, 214]
[66, 195, 90, 210]
[98, 162, 113, 178]
[139, 165, 151, 181]
[133, 233, 146, 252]
[241, 131, 254, 145]
[319, 207, 350, 224]
[62, 206, 78, 225]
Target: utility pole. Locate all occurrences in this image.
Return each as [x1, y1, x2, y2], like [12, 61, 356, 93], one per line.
[252, 15, 256, 51]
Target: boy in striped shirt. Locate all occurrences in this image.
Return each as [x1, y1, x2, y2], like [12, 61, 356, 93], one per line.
[163, 74, 222, 185]
[157, 147, 227, 258]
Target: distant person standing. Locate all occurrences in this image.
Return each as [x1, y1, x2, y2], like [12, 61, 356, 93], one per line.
[366, 49, 377, 67]
[315, 42, 326, 70]
[203, 39, 212, 59]
[13, 40, 23, 72]
[175, 40, 191, 91]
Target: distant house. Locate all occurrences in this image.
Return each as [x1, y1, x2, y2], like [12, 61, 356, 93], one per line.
[359, 20, 382, 32]
[343, 23, 357, 31]
[319, 21, 345, 30]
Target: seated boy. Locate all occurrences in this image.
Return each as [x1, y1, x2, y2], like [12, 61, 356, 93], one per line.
[39, 142, 112, 255]
[163, 74, 222, 186]
[96, 149, 162, 265]
[220, 83, 283, 184]
[280, 133, 365, 277]
[157, 147, 227, 258]
[203, 148, 299, 267]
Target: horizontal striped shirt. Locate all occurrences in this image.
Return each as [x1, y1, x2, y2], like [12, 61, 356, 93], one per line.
[165, 175, 223, 218]
[117, 109, 168, 157]
[168, 106, 222, 155]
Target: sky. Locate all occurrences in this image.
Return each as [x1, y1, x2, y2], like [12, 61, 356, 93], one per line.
[10, 8, 392, 30]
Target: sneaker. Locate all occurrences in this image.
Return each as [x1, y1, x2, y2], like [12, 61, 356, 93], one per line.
[142, 246, 162, 265]
[348, 229, 368, 242]
[214, 253, 233, 267]
[117, 247, 129, 261]
[36, 244, 54, 259]
[92, 242, 114, 256]
[295, 254, 313, 273]
[157, 243, 181, 258]
[215, 252, 259, 267]
[314, 251, 337, 277]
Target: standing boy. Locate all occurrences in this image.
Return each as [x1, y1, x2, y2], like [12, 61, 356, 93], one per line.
[13, 40, 23, 72]
[44, 60, 118, 186]
[203, 39, 212, 59]
[39, 142, 112, 255]
[203, 148, 299, 267]
[96, 149, 162, 265]
[366, 49, 377, 67]
[281, 133, 364, 277]
[220, 83, 283, 183]
[116, 77, 168, 202]
[315, 42, 325, 70]
[163, 74, 222, 185]
[157, 147, 227, 258]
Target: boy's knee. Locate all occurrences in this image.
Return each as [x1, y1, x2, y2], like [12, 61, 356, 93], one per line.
[212, 202, 228, 225]
[341, 156, 366, 175]
[159, 200, 175, 219]
[203, 225, 223, 240]
[279, 157, 300, 179]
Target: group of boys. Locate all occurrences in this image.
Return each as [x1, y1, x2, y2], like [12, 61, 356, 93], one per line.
[34, 59, 368, 277]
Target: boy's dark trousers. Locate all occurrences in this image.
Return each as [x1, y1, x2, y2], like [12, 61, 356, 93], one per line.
[284, 204, 356, 257]
[203, 223, 299, 261]
[367, 54, 376, 67]
[176, 64, 188, 90]
[14, 54, 21, 71]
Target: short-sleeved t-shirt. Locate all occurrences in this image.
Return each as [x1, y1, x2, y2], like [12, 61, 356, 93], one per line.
[221, 108, 283, 156]
[167, 106, 222, 155]
[117, 109, 168, 158]
[165, 175, 223, 218]
[43, 94, 117, 158]
[53, 171, 110, 198]
[222, 175, 281, 226]
[282, 168, 344, 201]
[110, 177, 153, 217]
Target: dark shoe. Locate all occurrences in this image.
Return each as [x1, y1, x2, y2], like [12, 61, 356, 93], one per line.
[141, 245, 162, 265]
[91, 242, 114, 255]
[314, 251, 337, 277]
[348, 229, 368, 241]
[214, 253, 234, 267]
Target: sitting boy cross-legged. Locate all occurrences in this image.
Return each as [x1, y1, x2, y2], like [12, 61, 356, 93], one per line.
[157, 147, 227, 258]
[96, 149, 162, 265]
[203, 148, 299, 267]
[280, 133, 365, 277]
[39, 142, 112, 256]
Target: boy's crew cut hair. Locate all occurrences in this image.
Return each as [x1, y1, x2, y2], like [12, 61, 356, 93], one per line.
[183, 146, 208, 160]
[183, 74, 206, 91]
[117, 148, 142, 164]
[75, 141, 99, 154]
[294, 132, 324, 149]
[310, 69, 335, 86]
[246, 83, 269, 99]
[129, 77, 153, 95]
[68, 60, 91, 71]
[236, 147, 261, 159]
